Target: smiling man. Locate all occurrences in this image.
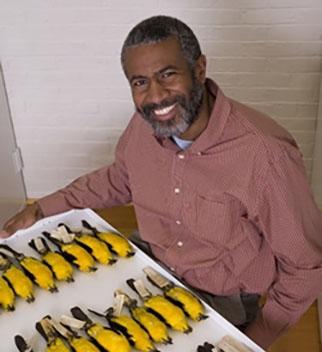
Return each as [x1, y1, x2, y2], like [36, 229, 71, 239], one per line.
[1, 16, 322, 350]
[124, 35, 208, 140]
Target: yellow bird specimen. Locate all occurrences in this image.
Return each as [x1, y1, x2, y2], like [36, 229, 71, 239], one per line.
[56, 223, 116, 265]
[43, 230, 97, 273]
[0, 244, 57, 293]
[36, 318, 73, 352]
[89, 306, 159, 352]
[144, 266, 207, 321]
[69, 337, 100, 352]
[82, 220, 135, 258]
[45, 338, 70, 352]
[67, 306, 131, 352]
[127, 278, 192, 334]
[0, 275, 15, 311]
[87, 324, 131, 352]
[29, 237, 74, 282]
[34, 319, 72, 352]
[74, 234, 116, 265]
[116, 289, 172, 344]
[0, 253, 34, 303]
[20, 257, 57, 292]
[106, 313, 158, 352]
[59, 243, 96, 272]
[37, 316, 99, 352]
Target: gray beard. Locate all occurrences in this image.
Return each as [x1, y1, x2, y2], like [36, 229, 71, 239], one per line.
[138, 79, 204, 138]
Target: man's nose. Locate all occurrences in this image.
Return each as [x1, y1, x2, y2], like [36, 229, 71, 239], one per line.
[146, 80, 169, 105]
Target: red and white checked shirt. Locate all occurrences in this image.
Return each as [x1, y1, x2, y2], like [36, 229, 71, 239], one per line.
[38, 79, 322, 349]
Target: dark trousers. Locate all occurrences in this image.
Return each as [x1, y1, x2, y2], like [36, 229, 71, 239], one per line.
[129, 231, 261, 329]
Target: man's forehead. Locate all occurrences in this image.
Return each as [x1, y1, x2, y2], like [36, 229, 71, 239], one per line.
[125, 35, 181, 54]
[123, 36, 188, 77]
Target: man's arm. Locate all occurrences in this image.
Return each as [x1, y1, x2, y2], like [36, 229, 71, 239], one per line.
[0, 120, 133, 238]
[245, 147, 322, 348]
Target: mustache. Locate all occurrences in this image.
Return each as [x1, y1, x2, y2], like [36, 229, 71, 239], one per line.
[139, 96, 185, 116]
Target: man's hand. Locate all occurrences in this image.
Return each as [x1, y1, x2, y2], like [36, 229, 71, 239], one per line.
[0, 203, 43, 238]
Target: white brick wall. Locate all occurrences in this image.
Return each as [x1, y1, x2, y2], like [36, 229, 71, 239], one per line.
[0, 0, 321, 198]
[312, 78, 322, 208]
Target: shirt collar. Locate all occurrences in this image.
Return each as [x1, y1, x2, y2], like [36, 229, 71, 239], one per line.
[188, 78, 232, 154]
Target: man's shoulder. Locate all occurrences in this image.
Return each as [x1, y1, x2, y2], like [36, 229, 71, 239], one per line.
[229, 99, 298, 157]
[128, 112, 151, 132]
[121, 113, 150, 140]
[225, 99, 306, 193]
[127, 112, 144, 128]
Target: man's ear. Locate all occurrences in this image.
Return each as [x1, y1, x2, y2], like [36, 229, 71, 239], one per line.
[194, 54, 207, 84]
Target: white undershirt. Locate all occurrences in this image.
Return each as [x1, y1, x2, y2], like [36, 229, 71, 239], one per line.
[172, 135, 193, 150]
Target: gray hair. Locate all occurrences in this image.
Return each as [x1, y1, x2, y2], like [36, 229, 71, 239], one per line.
[121, 15, 201, 74]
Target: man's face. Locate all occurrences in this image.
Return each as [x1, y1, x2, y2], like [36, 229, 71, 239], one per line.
[123, 36, 205, 138]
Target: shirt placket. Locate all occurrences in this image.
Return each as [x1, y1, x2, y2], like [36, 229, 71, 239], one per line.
[165, 151, 187, 273]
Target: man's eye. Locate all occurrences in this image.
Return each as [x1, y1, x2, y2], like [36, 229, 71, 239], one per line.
[162, 71, 176, 79]
[132, 80, 147, 88]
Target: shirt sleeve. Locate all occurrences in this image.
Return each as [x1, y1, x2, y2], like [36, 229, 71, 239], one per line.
[37, 121, 133, 217]
[245, 147, 322, 349]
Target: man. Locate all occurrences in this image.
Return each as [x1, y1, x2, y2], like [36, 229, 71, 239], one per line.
[1, 16, 322, 349]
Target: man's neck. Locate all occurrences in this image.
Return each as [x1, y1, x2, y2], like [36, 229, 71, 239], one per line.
[179, 88, 214, 141]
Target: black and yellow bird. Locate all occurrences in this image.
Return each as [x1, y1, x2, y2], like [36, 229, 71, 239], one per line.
[127, 278, 192, 334]
[0, 244, 57, 293]
[144, 266, 207, 321]
[82, 220, 135, 258]
[68, 306, 131, 352]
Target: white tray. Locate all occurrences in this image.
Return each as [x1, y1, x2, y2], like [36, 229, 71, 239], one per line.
[0, 209, 265, 352]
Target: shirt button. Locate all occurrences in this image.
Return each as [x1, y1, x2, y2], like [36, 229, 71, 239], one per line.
[175, 220, 181, 225]
[177, 241, 183, 247]
[170, 267, 175, 272]
[178, 154, 185, 159]
[174, 188, 180, 194]
[197, 152, 202, 156]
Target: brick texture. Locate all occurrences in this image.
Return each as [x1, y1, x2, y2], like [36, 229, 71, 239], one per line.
[311, 80, 322, 208]
[0, 0, 321, 198]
